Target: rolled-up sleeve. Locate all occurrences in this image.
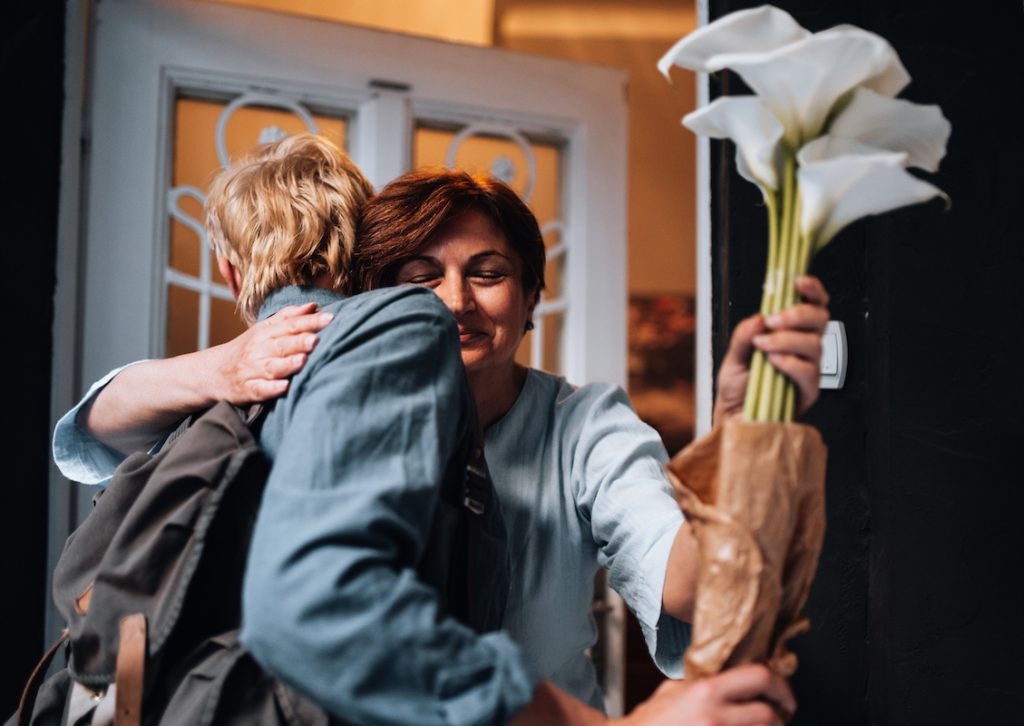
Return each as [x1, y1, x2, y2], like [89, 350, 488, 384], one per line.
[240, 290, 536, 725]
[569, 385, 692, 678]
[52, 362, 148, 485]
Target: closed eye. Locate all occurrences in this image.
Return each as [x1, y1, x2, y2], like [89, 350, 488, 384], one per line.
[403, 274, 442, 286]
[471, 270, 508, 282]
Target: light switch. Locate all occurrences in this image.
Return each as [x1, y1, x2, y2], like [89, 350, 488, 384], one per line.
[821, 334, 838, 374]
[820, 320, 847, 390]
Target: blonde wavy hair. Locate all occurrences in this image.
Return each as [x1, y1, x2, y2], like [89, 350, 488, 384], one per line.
[205, 133, 375, 323]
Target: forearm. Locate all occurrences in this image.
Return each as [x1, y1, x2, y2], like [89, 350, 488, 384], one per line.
[84, 348, 225, 454]
[511, 681, 607, 726]
[661, 521, 699, 623]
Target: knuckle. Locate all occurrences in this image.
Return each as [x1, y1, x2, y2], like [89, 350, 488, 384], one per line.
[690, 679, 716, 703]
[749, 666, 772, 689]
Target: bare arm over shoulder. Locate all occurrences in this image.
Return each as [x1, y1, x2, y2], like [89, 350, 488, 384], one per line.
[83, 303, 331, 454]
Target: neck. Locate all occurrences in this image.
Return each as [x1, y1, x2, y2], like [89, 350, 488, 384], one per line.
[470, 363, 528, 429]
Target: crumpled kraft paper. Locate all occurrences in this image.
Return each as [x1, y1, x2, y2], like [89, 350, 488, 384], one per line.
[666, 418, 827, 679]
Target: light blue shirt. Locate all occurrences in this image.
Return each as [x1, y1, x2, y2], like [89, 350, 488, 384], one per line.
[484, 369, 689, 706]
[57, 285, 535, 726]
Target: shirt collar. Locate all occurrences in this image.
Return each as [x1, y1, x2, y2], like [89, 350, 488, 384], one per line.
[257, 285, 345, 321]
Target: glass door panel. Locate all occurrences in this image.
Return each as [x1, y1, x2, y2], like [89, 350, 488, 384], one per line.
[166, 96, 349, 355]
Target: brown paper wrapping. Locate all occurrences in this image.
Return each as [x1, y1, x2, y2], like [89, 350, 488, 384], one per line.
[666, 418, 827, 679]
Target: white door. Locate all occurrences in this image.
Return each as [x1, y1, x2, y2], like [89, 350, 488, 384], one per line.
[52, 0, 629, 709]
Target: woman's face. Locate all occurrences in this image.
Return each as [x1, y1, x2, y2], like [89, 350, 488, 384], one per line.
[394, 209, 537, 380]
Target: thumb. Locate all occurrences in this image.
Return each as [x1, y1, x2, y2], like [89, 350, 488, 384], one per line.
[724, 314, 765, 367]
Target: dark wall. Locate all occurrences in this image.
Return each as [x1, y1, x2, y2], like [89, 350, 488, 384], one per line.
[0, 2, 64, 714]
[710, 1, 1024, 724]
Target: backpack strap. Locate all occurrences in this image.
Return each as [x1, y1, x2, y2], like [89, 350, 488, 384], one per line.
[114, 614, 146, 726]
[462, 441, 488, 618]
[15, 630, 69, 726]
[242, 403, 265, 428]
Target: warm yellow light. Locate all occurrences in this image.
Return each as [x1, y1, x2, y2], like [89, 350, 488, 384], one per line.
[500, 3, 696, 40]
[205, 0, 495, 45]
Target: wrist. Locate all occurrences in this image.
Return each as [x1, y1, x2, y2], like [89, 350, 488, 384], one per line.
[712, 397, 729, 428]
[511, 681, 609, 726]
[165, 345, 227, 409]
[203, 342, 232, 404]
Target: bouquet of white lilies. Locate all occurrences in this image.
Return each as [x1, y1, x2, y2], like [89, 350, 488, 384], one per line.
[660, 4, 951, 422]
[662, 5, 951, 681]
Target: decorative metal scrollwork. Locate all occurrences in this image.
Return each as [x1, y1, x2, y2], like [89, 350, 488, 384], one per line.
[214, 92, 320, 166]
[530, 220, 569, 370]
[166, 186, 234, 351]
[445, 123, 538, 203]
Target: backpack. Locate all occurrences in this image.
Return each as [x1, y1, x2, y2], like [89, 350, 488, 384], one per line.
[13, 398, 504, 726]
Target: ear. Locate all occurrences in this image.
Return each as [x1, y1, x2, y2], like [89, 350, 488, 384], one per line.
[526, 285, 540, 325]
[217, 256, 242, 300]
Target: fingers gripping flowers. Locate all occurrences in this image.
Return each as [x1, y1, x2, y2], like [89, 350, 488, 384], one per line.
[660, 4, 951, 421]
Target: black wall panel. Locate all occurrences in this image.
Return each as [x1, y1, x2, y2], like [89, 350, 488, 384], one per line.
[0, 2, 64, 714]
[709, 1, 1024, 723]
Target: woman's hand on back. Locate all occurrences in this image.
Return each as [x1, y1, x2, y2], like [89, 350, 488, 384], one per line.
[714, 276, 830, 425]
[211, 302, 333, 403]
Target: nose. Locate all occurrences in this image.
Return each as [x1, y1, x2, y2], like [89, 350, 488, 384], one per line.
[439, 272, 475, 317]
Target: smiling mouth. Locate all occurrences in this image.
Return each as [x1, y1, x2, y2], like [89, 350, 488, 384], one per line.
[458, 328, 486, 344]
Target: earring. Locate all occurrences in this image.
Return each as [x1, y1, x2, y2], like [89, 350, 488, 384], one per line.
[525, 320, 535, 332]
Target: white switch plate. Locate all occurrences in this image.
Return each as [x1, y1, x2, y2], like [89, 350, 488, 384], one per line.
[820, 320, 847, 390]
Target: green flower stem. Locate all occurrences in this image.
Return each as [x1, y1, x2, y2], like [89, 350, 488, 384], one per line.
[743, 150, 810, 423]
[771, 152, 798, 420]
[743, 191, 779, 421]
[772, 190, 803, 420]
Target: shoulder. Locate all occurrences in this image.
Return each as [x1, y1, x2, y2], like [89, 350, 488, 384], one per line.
[519, 370, 657, 451]
[326, 286, 454, 333]
[530, 370, 637, 429]
[264, 287, 468, 450]
[314, 287, 458, 361]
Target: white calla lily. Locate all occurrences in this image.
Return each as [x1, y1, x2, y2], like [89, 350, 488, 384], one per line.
[657, 5, 808, 80]
[828, 87, 951, 171]
[659, 5, 949, 422]
[658, 6, 910, 148]
[797, 136, 947, 249]
[796, 134, 891, 163]
[707, 26, 910, 147]
[683, 96, 785, 193]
